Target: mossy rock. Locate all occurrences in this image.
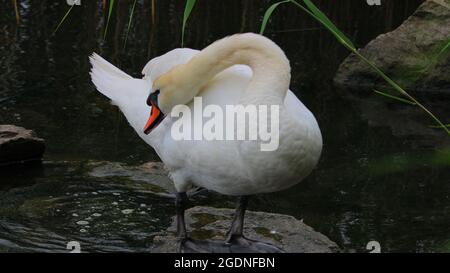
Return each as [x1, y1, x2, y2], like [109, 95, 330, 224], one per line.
[151, 206, 340, 253]
[334, 0, 450, 94]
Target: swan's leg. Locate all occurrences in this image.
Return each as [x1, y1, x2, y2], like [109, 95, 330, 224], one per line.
[175, 192, 188, 239]
[225, 196, 284, 253]
[226, 195, 249, 242]
[176, 192, 211, 253]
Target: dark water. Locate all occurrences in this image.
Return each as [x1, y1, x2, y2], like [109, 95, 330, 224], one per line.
[1, 0, 449, 252]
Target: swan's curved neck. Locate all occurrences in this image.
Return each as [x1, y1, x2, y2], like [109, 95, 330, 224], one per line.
[184, 33, 291, 104]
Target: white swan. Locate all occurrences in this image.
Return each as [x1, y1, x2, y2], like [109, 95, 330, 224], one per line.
[90, 33, 322, 252]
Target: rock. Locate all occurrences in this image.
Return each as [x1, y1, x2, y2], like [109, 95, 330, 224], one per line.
[86, 161, 340, 252]
[334, 0, 450, 94]
[151, 206, 340, 253]
[0, 125, 45, 166]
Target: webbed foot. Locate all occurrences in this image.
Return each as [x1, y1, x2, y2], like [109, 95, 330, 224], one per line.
[226, 234, 283, 253]
[178, 238, 226, 253]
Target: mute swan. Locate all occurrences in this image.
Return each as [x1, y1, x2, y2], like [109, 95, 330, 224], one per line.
[90, 33, 322, 252]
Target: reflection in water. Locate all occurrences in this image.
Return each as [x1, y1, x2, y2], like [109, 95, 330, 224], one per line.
[1, 0, 449, 252]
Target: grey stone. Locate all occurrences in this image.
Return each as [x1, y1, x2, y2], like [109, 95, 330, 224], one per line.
[151, 206, 340, 253]
[86, 162, 340, 252]
[334, 0, 450, 94]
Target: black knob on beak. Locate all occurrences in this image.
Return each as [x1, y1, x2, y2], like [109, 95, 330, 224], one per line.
[147, 90, 160, 106]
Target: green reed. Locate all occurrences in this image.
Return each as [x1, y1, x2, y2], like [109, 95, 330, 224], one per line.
[181, 0, 197, 47]
[123, 0, 138, 49]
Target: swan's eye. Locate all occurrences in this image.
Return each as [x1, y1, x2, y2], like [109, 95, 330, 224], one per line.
[147, 90, 160, 106]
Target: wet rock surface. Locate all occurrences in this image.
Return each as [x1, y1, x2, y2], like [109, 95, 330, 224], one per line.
[152, 206, 340, 253]
[0, 160, 340, 253]
[0, 125, 45, 166]
[334, 0, 450, 94]
[89, 162, 340, 253]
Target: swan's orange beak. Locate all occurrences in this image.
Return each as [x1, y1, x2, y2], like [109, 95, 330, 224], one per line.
[144, 92, 165, 135]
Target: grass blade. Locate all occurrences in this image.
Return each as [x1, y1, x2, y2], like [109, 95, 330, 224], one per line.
[123, 0, 138, 49]
[260, 0, 290, 34]
[53, 5, 74, 35]
[104, 0, 115, 40]
[373, 90, 416, 106]
[181, 0, 196, 47]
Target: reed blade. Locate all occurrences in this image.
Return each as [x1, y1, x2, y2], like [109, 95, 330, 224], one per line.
[301, 0, 355, 49]
[123, 0, 138, 49]
[53, 5, 74, 35]
[429, 124, 450, 129]
[13, 0, 20, 24]
[373, 90, 416, 105]
[104, 0, 115, 40]
[181, 0, 196, 47]
[151, 0, 156, 25]
[260, 0, 290, 34]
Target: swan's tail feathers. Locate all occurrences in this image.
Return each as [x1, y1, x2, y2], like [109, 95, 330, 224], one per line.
[89, 53, 134, 104]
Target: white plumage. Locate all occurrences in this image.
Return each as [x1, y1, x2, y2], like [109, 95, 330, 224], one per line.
[89, 33, 322, 196]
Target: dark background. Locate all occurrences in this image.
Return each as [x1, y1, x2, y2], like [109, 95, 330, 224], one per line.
[1, 0, 449, 253]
